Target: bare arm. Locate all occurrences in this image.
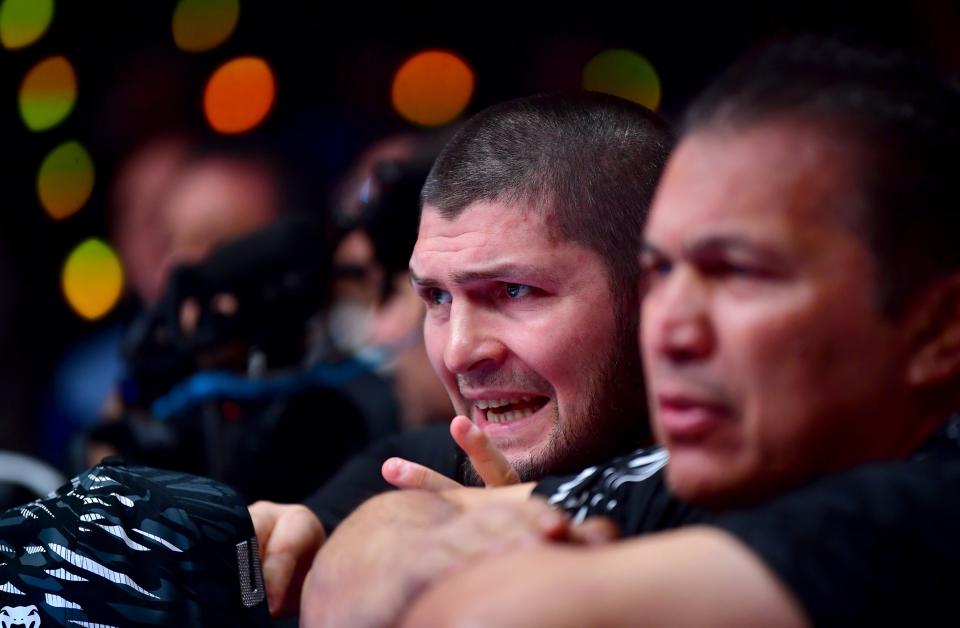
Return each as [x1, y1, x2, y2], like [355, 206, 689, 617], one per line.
[400, 526, 810, 628]
[299, 489, 571, 628]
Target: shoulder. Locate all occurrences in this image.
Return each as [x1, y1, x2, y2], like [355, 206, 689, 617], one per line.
[714, 448, 960, 626]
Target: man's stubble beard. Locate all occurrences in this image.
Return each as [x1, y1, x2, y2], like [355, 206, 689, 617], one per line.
[457, 309, 649, 486]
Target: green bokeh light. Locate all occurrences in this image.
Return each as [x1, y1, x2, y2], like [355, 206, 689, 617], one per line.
[583, 49, 661, 111]
[0, 0, 54, 50]
[172, 0, 239, 52]
[37, 140, 95, 220]
[19, 55, 77, 132]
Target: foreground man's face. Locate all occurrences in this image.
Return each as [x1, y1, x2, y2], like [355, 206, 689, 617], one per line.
[641, 122, 911, 507]
[411, 200, 634, 478]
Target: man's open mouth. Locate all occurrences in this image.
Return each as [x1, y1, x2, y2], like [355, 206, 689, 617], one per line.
[475, 396, 549, 424]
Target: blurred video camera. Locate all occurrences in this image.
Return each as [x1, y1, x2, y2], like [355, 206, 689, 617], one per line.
[123, 213, 333, 407]
[92, 214, 373, 502]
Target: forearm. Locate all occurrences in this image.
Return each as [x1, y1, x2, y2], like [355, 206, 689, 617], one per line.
[439, 481, 535, 510]
[302, 491, 570, 628]
[573, 527, 808, 628]
[402, 526, 809, 628]
[300, 490, 462, 627]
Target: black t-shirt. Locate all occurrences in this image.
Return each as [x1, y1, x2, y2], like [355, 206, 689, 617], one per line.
[533, 447, 710, 532]
[303, 424, 461, 532]
[535, 422, 960, 627]
[714, 425, 960, 627]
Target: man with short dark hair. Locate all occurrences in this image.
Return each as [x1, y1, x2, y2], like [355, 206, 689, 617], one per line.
[250, 91, 675, 616]
[307, 38, 960, 627]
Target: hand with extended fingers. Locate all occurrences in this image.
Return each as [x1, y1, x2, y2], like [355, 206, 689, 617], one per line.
[382, 415, 520, 491]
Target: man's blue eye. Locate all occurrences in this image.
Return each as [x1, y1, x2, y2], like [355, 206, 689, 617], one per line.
[429, 289, 452, 305]
[505, 284, 531, 298]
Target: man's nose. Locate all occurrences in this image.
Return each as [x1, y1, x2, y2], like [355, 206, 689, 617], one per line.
[644, 266, 714, 364]
[443, 301, 507, 374]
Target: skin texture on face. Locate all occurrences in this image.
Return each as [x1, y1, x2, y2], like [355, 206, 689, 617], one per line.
[112, 137, 190, 305]
[162, 158, 281, 275]
[641, 122, 919, 508]
[411, 201, 645, 481]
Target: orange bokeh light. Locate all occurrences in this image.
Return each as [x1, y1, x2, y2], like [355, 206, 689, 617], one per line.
[203, 56, 276, 134]
[392, 50, 474, 127]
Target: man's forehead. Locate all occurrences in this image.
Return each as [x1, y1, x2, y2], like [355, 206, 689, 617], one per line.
[418, 200, 552, 235]
[646, 123, 862, 248]
[411, 202, 592, 284]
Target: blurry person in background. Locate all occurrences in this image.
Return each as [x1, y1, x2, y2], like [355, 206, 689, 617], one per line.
[43, 133, 288, 473]
[42, 134, 192, 471]
[81, 132, 452, 507]
[320, 131, 457, 435]
[158, 143, 286, 281]
[111, 134, 193, 306]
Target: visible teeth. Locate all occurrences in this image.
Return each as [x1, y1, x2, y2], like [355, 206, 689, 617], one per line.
[474, 397, 529, 410]
[486, 407, 534, 424]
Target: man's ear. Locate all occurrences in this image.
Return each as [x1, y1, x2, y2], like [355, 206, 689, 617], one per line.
[907, 274, 960, 387]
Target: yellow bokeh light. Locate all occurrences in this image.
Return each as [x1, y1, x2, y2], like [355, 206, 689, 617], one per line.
[19, 55, 77, 132]
[62, 239, 124, 321]
[38, 140, 95, 220]
[583, 49, 661, 111]
[204, 56, 276, 134]
[0, 0, 54, 49]
[172, 0, 239, 53]
[392, 50, 474, 127]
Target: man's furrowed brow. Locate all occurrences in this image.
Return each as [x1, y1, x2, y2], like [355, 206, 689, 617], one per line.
[685, 235, 785, 261]
[450, 264, 558, 285]
[409, 269, 440, 288]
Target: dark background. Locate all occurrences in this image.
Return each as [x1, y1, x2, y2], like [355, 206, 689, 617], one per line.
[2, 0, 958, 462]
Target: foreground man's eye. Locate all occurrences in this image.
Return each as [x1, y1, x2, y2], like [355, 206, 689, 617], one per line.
[505, 283, 531, 298]
[639, 251, 672, 280]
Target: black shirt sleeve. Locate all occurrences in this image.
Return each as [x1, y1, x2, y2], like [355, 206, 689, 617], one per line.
[714, 453, 960, 628]
[302, 423, 458, 533]
[533, 448, 710, 534]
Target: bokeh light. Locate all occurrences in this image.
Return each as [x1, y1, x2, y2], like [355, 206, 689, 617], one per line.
[582, 49, 661, 111]
[204, 56, 275, 133]
[62, 239, 124, 321]
[392, 50, 474, 127]
[172, 0, 239, 53]
[37, 141, 95, 221]
[19, 55, 77, 132]
[0, 0, 53, 49]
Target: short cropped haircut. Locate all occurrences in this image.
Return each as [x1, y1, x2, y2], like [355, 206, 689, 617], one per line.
[683, 36, 960, 318]
[421, 92, 673, 307]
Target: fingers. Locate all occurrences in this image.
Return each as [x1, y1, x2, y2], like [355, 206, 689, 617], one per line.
[450, 415, 521, 486]
[439, 497, 571, 560]
[249, 500, 279, 558]
[382, 457, 465, 491]
[249, 502, 326, 617]
[569, 516, 621, 546]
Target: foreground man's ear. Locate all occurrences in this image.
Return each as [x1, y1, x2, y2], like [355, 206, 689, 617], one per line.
[907, 274, 960, 388]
